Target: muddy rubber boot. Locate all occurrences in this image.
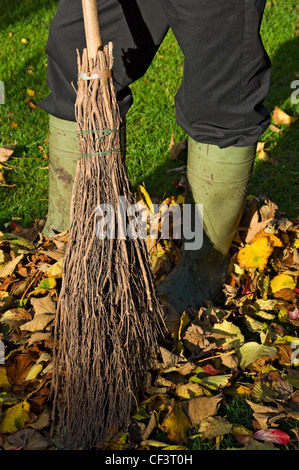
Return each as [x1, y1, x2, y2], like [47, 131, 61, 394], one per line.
[43, 115, 126, 238]
[158, 137, 257, 313]
[42, 115, 78, 238]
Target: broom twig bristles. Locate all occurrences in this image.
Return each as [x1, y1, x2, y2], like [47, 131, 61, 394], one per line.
[51, 42, 166, 449]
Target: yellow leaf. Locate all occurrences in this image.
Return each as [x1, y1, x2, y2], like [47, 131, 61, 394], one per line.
[136, 185, 154, 214]
[46, 258, 63, 278]
[224, 384, 251, 397]
[20, 38, 29, 44]
[273, 106, 298, 126]
[278, 308, 288, 323]
[257, 147, 270, 162]
[178, 311, 191, 342]
[161, 401, 190, 443]
[270, 274, 296, 293]
[104, 430, 128, 450]
[25, 363, 43, 381]
[162, 445, 188, 450]
[237, 237, 273, 271]
[0, 368, 11, 389]
[0, 400, 30, 433]
[26, 88, 35, 97]
[30, 277, 57, 295]
[253, 230, 283, 247]
[141, 440, 168, 447]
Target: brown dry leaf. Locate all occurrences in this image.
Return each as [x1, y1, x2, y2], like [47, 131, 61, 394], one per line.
[0, 146, 14, 163]
[169, 140, 187, 161]
[0, 308, 32, 329]
[0, 254, 24, 279]
[245, 218, 273, 244]
[182, 394, 223, 426]
[168, 131, 175, 151]
[197, 416, 232, 440]
[273, 288, 296, 301]
[263, 371, 293, 401]
[176, 382, 205, 399]
[272, 106, 298, 126]
[182, 324, 210, 354]
[159, 347, 180, 368]
[28, 411, 51, 431]
[162, 300, 181, 344]
[245, 400, 283, 431]
[27, 332, 52, 346]
[30, 293, 56, 315]
[220, 352, 239, 369]
[20, 313, 55, 333]
[7, 354, 35, 385]
[160, 401, 190, 443]
[142, 412, 157, 441]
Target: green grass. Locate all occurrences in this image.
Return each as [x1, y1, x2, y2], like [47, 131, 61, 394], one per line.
[0, 0, 298, 230]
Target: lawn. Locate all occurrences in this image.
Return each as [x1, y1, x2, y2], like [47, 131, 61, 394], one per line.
[0, 0, 298, 230]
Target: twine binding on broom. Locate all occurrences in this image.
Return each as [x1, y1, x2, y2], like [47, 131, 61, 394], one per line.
[51, 42, 166, 449]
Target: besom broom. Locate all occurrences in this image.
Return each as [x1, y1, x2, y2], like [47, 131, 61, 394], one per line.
[51, 0, 165, 448]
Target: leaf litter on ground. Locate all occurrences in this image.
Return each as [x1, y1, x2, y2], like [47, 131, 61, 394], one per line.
[0, 122, 299, 449]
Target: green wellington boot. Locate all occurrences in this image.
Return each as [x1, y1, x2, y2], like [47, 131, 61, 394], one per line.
[158, 137, 257, 313]
[43, 115, 126, 238]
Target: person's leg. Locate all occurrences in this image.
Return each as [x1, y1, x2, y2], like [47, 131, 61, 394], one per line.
[40, 0, 170, 236]
[158, 0, 271, 312]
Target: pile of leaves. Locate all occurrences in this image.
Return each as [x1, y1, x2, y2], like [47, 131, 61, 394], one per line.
[0, 182, 298, 449]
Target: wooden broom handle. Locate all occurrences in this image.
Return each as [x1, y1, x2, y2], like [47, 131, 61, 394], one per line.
[81, 0, 102, 60]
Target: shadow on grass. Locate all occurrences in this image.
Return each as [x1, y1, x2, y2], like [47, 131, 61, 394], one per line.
[133, 36, 299, 220]
[249, 36, 299, 219]
[0, 0, 59, 28]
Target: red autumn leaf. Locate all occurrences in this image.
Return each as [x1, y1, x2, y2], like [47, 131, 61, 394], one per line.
[242, 275, 251, 295]
[202, 364, 219, 376]
[253, 429, 290, 445]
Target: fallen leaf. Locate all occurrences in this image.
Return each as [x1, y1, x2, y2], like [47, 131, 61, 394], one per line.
[237, 342, 277, 369]
[30, 293, 56, 315]
[7, 354, 35, 385]
[175, 382, 205, 399]
[0, 254, 24, 279]
[270, 274, 296, 293]
[20, 313, 55, 333]
[0, 308, 32, 329]
[160, 401, 190, 443]
[197, 416, 232, 440]
[253, 429, 290, 445]
[0, 147, 14, 163]
[0, 368, 11, 388]
[237, 237, 273, 271]
[272, 106, 298, 125]
[182, 394, 223, 425]
[0, 400, 30, 433]
[28, 411, 50, 430]
[26, 89, 35, 97]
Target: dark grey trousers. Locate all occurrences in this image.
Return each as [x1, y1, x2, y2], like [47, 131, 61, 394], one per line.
[40, 0, 271, 148]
